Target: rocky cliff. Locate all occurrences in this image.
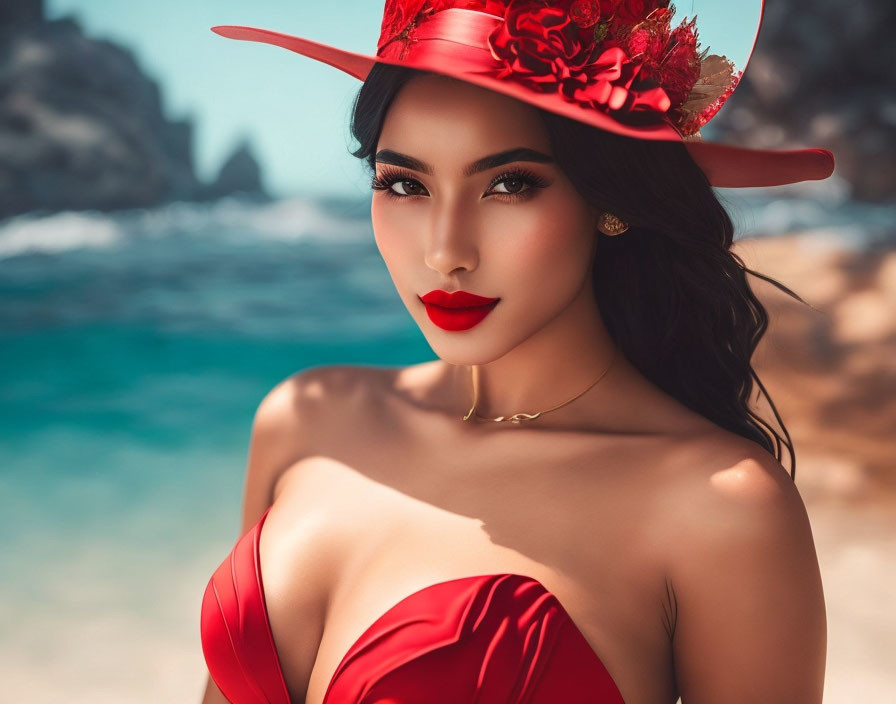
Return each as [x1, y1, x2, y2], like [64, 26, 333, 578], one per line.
[0, 0, 268, 221]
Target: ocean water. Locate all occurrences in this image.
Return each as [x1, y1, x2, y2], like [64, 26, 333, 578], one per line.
[0, 194, 434, 703]
[1, 184, 892, 702]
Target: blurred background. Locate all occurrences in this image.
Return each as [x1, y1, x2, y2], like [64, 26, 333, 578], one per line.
[0, 0, 893, 702]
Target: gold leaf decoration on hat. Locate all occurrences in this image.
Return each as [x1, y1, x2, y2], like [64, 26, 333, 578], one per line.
[676, 53, 740, 136]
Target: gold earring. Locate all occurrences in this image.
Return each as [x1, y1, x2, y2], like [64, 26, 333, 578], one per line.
[598, 212, 629, 235]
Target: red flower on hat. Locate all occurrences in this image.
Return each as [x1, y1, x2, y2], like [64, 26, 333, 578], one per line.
[614, 0, 668, 24]
[568, 0, 602, 28]
[603, 9, 700, 108]
[485, 0, 671, 117]
[488, 3, 592, 84]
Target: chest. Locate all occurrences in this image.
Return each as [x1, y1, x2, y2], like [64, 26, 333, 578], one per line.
[259, 433, 681, 703]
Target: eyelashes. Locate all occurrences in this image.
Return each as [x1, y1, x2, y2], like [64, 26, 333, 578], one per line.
[371, 166, 550, 202]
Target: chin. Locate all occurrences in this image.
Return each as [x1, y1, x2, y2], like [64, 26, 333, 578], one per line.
[418, 327, 525, 368]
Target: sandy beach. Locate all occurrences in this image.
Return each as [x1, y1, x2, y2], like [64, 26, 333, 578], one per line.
[733, 232, 896, 702]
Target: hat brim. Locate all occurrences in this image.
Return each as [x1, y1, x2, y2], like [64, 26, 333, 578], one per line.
[210, 24, 835, 189]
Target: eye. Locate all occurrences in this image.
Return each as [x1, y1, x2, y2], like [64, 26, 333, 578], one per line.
[371, 166, 550, 201]
[371, 168, 429, 199]
[488, 169, 549, 199]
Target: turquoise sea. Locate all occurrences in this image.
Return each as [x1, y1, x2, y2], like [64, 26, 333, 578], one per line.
[1, 182, 892, 702]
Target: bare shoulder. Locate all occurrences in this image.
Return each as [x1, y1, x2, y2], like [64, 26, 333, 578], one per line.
[660, 431, 809, 544]
[257, 363, 382, 430]
[240, 364, 381, 532]
[658, 431, 827, 703]
[254, 360, 422, 465]
[249, 365, 338, 466]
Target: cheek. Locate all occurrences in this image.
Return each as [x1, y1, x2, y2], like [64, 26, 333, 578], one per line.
[372, 199, 402, 259]
[371, 197, 398, 253]
[490, 195, 595, 298]
[371, 199, 421, 295]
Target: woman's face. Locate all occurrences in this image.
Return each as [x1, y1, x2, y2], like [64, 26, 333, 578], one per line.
[371, 74, 601, 366]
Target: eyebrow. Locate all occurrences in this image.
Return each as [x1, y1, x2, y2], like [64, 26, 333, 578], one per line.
[374, 147, 555, 177]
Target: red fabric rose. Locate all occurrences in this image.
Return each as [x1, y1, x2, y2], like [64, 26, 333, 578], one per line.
[486, 0, 671, 116]
[488, 2, 595, 84]
[568, 46, 671, 113]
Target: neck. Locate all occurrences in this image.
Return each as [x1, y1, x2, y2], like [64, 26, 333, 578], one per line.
[450, 278, 618, 428]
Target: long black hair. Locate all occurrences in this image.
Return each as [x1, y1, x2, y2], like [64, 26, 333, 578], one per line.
[349, 62, 804, 480]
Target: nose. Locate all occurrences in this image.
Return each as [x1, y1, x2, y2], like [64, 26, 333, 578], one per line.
[423, 199, 479, 277]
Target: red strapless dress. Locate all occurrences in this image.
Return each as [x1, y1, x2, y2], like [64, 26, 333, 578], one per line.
[200, 507, 626, 703]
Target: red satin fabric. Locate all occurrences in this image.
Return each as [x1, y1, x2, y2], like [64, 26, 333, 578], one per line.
[201, 507, 627, 703]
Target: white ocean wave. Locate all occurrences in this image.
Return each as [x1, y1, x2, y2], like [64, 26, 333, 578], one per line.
[0, 195, 371, 259]
[0, 211, 123, 258]
[208, 195, 370, 242]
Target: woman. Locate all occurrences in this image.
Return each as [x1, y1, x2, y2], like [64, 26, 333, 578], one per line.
[201, 2, 830, 703]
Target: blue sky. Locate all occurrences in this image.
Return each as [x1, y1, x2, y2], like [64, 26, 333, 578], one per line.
[45, 0, 762, 199]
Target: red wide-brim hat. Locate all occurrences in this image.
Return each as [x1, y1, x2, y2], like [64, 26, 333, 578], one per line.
[211, 0, 834, 189]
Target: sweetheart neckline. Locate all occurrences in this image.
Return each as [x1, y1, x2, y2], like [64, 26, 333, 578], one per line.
[252, 505, 626, 704]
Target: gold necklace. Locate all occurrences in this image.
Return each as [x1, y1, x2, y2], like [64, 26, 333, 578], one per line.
[461, 344, 618, 424]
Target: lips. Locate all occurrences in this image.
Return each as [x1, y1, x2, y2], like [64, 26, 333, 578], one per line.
[420, 290, 499, 308]
[419, 289, 500, 332]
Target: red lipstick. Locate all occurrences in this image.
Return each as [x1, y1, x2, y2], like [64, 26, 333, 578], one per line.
[419, 289, 500, 331]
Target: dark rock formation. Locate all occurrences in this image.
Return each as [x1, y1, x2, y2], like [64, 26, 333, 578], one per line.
[707, 0, 896, 202]
[198, 137, 267, 202]
[1, 0, 44, 26]
[0, 1, 269, 220]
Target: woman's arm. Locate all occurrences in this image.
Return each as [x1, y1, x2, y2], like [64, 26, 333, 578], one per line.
[670, 452, 827, 704]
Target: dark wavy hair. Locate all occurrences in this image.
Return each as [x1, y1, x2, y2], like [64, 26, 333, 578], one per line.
[349, 63, 804, 480]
